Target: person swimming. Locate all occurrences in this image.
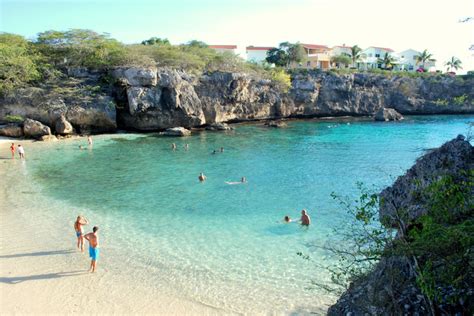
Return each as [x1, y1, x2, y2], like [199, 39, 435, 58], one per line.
[225, 177, 247, 185]
[198, 172, 207, 182]
[171, 143, 177, 150]
[284, 215, 291, 223]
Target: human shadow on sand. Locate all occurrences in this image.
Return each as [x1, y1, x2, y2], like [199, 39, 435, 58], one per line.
[0, 249, 75, 259]
[0, 270, 87, 284]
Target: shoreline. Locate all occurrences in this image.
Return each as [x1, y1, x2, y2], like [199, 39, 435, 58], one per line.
[0, 140, 227, 315]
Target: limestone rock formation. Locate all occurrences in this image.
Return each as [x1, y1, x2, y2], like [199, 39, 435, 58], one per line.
[23, 118, 51, 138]
[374, 107, 404, 121]
[55, 115, 74, 134]
[379, 134, 473, 227]
[160, 127, 191, 136]
[0, 124, 24, 137]
[40, 134, 58, 141]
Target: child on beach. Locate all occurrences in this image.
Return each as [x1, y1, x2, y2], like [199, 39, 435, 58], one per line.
[17, 144, 25, 159]
[10, 143, 15, 159]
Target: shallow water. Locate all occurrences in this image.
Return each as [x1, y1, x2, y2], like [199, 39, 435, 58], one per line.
[6, 115, 473, 313]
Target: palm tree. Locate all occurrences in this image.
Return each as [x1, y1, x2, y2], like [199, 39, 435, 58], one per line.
[377, 52, 396, 70]
[444, 57, 462, 72]
[415, 49, 436, 70]
[350, 45, 362, 68]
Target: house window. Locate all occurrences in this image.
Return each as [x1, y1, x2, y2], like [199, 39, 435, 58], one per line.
[375, 54, 380, 58]
[368, 53, 372, 57]
[413, 56, 417, 60]
[401, 55, 405, 58]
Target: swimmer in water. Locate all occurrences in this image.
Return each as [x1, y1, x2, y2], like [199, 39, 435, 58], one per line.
[171, 143, 177, 150]
[198, 172, 207, 182]
[225, 176, 247, 185]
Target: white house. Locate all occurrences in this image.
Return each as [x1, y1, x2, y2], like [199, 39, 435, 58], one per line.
[330, 45, 352, 57]
[208, 45, 238, 54]
[397, 49, 436, 71]
[359, 46, 395, 69]
[246, 46, 274, 63]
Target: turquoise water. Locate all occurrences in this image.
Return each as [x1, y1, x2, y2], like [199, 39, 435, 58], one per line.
[29, 115, 473, 313]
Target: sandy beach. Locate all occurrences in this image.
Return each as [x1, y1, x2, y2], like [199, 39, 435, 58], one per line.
[0, 139, 226, 315]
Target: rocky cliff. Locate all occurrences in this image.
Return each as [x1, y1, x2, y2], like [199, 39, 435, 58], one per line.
[1, 68, 473, 135]
[328, 135, 474, 315]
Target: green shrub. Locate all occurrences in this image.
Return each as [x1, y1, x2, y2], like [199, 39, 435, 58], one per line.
[4, 114, 24, 123]
[453, 94, 468, 105]
[269, 69, 291, 92]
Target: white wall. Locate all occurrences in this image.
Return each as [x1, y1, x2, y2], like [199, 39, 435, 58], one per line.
[246, 50, 269, 63]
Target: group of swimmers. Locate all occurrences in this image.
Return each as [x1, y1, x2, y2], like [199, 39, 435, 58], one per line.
[74, 215, 100, 273]
[9, 143, 25, 159]
[78, 136, 93, 150]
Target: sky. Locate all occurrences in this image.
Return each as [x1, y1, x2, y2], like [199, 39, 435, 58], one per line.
[1, 0, 473, 72]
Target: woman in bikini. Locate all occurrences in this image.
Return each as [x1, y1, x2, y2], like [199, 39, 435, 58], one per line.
[74, 215, 89, 252]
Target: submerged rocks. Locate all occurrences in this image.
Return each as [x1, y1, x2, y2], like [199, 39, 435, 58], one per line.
[23, 118, 51, 138]
[374, 107, 404, 121]
[264, 120, 288, 128]
[205, 123, 233, 131]
[0, 124, 24, 137]
[160, 127, 191, 136]
[55, 115, 74, 134]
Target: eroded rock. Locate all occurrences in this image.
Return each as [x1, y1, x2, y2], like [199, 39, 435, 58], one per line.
[23, 118, 51, 138]
[0, 124, 24, 137]
[160, 127, 191, 136]
[374, 108, 404, 121]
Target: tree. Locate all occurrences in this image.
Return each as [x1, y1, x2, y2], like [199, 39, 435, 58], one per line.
[265, 42, 306, 68]
[350, 45, 362, 68]
[185, 40, 208, 48]
[377, 52, 396, 70]
[331, 55, 352, 68]
[141, 37, 170, 46]
[444, 57, 462, 72]
[415, 49, 436, 70]
[0, 33, 41, 95]
[288, 43, 306, 66]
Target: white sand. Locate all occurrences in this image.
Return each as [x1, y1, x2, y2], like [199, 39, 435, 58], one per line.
[0, 140, 227, 315]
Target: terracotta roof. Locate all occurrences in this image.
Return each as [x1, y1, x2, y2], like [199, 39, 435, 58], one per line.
[368, 46, 394, 52]
[302, 44, 329, 50]
[246, 46, 274, 51]
[209, 45, 237, 49]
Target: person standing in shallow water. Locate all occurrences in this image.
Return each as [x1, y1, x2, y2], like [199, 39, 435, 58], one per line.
[10, 143, 15, 159]
[74, 216, 89, 252]
[300, 209, 311, 226]
[17, 144, 25, 159]
[172, 143, 177, 151]
[84, 226, 100, 273]
[87, 136, 93, 146]
[198, 172, 207, 182]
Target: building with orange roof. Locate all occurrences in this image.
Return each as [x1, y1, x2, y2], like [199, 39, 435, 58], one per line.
[246, 46, 275, 63]
[291, 43, 331, 70]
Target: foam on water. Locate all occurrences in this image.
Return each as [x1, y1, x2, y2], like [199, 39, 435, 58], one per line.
[5, 115, 473, 314]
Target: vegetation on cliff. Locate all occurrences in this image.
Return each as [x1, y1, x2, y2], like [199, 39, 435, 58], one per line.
[0, 29, 290, 96]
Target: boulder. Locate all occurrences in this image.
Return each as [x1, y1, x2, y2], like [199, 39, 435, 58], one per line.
[23, 118, 51, 138]
[160, 127, 191, 137]
[264, 120, 288, 128]
[205, 123, 233, 131]
[40, 134, 58, 141]
[55, 115, 74, 134]
[0, 124, 24, 137]
[113, 67, 157, 86]
[374, 107, 404, 121]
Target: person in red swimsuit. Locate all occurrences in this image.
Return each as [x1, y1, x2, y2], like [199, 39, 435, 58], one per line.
[10, 143, 15, 159]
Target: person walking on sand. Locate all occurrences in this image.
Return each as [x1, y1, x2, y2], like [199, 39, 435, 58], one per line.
[198, 172, 207, 182]
[17, 144, 25, 160]
[74, 215, 89, 252]
[83, 226, 100, 273]
[10, 143, 15, 159]
[300, 209, 311, 226]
